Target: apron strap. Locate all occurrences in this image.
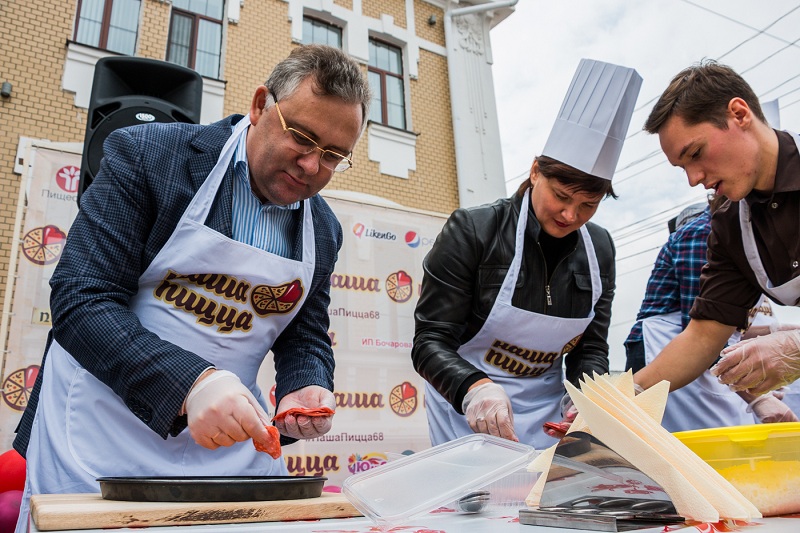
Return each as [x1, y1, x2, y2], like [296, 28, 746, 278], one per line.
[738, 131, 800, 305]
[184, 115, 251, 223]
[578, 225, 602, 308]
[496, 189, 531, 302]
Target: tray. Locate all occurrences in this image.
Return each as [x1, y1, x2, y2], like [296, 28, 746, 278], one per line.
[97, 476, 326, 502]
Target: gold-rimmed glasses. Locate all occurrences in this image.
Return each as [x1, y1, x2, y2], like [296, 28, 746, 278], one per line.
[271, 95, 353, 172]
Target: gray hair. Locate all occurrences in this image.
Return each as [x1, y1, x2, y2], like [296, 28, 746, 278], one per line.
[266, 44, 372, 126]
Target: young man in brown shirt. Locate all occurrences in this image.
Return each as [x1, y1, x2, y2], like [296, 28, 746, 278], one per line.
[635, 60, 800, 397]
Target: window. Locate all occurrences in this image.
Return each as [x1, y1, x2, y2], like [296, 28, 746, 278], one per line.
[74, 0, 141, 55]
[167, 0, 223, 79]
[302, 17, 342, 48]
[368, 39, 406, 130]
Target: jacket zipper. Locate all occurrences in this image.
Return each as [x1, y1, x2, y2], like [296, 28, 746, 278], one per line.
[537, 240, 578, 309]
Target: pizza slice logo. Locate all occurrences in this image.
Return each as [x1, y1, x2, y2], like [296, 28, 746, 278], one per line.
[386, 270, 413, 303]
[22, 225, 67, 265]
[251, 279, 304, 317]
[560, 334, 583, 355]
[389, 381, 418, 416]
[2, 364, 40, 411]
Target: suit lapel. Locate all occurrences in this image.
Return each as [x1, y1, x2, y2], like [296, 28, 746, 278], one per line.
[187, 115, 244, 237]
[291, 201, 306, 261]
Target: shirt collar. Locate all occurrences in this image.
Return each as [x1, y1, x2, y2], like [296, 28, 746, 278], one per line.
[746, 130, 800, 205]
[233, 126, 300, 211]
[772, 130, 800, 194]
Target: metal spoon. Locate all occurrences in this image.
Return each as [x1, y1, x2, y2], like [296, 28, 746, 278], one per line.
[455, 490, 491, 513]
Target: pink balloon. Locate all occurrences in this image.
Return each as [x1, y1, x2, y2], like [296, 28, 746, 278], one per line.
[0, 450, 25, 493]
[0, 490, 23, 533]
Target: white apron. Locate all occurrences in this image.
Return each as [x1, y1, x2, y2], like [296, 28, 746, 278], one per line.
[17, 116, 315, 532]
[642, 311, 755, 433]
[739, 132, 800, 306]
[425, 189, 603, 450]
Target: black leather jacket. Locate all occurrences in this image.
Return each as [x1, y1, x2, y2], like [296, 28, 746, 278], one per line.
[412, 192, 615, 414]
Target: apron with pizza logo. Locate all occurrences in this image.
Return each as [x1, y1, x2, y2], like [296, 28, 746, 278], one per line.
[18, 116, 315, 529]
[738, 132, 800, 306]
[425, 188, 602, 449]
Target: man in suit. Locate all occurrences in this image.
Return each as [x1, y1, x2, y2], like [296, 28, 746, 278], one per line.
[13, 44, 370, 531]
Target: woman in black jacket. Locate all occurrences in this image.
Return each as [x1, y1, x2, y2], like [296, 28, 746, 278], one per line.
[412, 58, 641, 449]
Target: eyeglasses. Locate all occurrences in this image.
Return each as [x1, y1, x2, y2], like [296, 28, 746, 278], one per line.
[271, 96, 353, 172]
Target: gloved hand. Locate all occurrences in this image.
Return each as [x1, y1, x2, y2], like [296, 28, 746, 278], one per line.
[544, 394, 578, 438]
[711, 330, 800, 395]
[184, 370, 271, 450]
[462, 382, 518, 442]
[274, 385, 336, 440]
[769, 322, 800, 333]
[746, 393, 799, 423]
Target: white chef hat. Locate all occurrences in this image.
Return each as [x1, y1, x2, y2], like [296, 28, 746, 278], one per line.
[761, 98, 780, 130]
[542, 58, 643, 180]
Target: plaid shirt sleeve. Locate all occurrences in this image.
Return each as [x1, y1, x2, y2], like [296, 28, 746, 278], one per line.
[672, 212, 712, 329]
[626, 210, 711, 345]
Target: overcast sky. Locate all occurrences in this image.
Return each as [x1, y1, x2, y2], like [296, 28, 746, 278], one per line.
[489, 0, 800, 369]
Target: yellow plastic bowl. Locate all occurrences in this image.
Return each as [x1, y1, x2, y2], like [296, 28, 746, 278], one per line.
[673, 422, 800, 516]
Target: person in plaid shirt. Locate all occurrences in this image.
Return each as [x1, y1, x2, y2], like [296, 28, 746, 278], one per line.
[624, 202, 709, 373]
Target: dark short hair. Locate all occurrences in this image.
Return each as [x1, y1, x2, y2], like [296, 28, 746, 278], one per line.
[266, 44, 372, 126]
[517, 156, 618, 199]
[644, 59, 765, 133]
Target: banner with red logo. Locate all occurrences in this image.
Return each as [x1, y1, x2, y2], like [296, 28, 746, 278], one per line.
[0, 149, 447, 488]
[1, 144, 80, 448]
[258, 194, 447, 488]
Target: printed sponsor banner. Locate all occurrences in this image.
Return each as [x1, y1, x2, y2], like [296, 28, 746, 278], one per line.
[0, 150, 447, 490]
[1, 146, 80, 449]
[257, 195, 447, 488]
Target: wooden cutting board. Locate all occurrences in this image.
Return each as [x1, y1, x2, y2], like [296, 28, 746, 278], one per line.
[31, 492, 361, 531]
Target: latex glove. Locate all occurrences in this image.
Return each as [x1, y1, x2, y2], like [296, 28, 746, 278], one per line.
[769, 322, 800, 333]
[184, 370, 271, 450]
[746, 393, 799, 423]
[462, 382, 518, 442]
[711, 330, 800, 394]
[544, 395, 578, 438]
[274, 385, 336, 440]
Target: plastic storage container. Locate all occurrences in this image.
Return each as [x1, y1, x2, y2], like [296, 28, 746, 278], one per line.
[673, 422, 800, 516]
[382, 452, 538, 512]
[341, 434, 538, 526]
[481, 467, 538, 510]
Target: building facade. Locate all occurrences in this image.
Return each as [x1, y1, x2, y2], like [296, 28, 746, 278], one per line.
[0, 0, 514, 466]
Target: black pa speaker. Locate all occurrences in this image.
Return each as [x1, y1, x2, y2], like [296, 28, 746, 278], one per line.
[78, 57, 204, 204]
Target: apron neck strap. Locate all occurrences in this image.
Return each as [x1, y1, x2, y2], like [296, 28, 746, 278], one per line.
[499, 189, 602, 307]
[184, 115, 251, 223]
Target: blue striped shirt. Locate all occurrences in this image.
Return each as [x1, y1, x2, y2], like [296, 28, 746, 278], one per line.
[231, 129, 300, 258]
